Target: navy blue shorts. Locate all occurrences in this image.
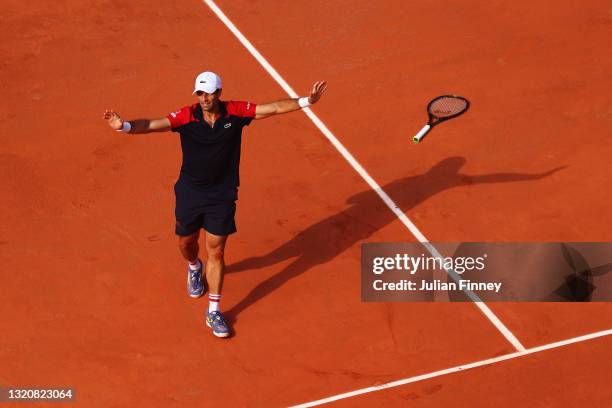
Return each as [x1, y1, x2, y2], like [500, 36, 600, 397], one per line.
[174, 179, 237, 237]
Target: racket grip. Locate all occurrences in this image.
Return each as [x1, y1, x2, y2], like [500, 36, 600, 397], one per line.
[413, 125, 431, 143]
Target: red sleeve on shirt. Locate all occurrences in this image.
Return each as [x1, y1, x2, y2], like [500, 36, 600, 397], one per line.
[166, 105, 194, 128]
[225, 100, 257, 118]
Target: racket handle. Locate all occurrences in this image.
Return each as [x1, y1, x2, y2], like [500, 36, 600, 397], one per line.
[413, 124, 431, 143]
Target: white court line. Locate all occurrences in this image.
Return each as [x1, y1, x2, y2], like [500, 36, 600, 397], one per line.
[201, 0, 525, 352]
[290, 329, 612, 407]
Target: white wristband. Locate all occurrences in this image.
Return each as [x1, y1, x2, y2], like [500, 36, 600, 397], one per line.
[116, 121, 131, 133]
[298, 97, 311, 108]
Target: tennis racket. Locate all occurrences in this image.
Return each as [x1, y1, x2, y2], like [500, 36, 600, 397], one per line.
[412, 95, 470, 143]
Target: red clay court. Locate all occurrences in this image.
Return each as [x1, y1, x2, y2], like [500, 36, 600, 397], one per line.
[1, 0, 611, 406]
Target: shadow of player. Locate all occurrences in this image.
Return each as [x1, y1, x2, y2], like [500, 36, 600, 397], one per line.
[225, 156, 565, 319]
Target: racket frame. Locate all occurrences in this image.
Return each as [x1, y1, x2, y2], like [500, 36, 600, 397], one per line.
[413, 95, 470, 143]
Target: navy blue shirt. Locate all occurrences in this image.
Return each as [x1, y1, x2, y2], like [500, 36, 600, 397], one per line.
[167, 101, 256, 195]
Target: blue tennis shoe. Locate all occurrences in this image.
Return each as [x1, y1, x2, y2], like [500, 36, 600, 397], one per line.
[187, 260, 206, 298]
[206, 311, 230, 338]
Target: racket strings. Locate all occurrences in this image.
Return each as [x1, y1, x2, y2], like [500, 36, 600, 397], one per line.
[429, 97, 468, 118]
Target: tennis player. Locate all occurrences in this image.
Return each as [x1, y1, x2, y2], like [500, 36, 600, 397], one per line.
[103, 71, 327, 337]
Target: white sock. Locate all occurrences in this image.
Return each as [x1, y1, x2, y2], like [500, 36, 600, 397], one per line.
[209, 294, 221, 313]
[188, 259, 201, 271]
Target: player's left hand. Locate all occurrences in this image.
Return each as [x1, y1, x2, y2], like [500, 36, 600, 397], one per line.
[308, 81, 328, 104]
[103, 109, 124, 130]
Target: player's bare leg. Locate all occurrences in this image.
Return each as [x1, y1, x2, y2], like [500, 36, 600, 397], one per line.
[204, 231, 230, 337]
[178, 230, 200, 263]
[179, 230, 205, 298]
[205, 231, 227, 295]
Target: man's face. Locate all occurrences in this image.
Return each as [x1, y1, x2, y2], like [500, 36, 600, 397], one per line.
[196, 89, 221, 112]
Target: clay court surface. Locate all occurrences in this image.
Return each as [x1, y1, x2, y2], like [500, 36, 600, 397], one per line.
[1, 0, 612, 406]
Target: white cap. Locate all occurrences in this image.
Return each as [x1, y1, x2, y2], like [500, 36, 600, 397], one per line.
[193, 71, 222, 94]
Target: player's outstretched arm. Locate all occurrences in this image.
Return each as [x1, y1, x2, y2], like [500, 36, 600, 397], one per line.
[103, 110, 172, 133]
[254, 81, 327, 120]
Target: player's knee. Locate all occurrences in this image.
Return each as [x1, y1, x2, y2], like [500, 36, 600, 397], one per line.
[178, 236, 198, 252]
[207, 245, 225, 261]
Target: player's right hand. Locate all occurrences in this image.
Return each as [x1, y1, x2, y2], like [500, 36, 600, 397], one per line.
[308, 81, 327, 104]
[103, 110, 123, 130]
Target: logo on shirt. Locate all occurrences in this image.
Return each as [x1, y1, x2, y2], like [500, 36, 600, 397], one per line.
[224, 123, 232, 129]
